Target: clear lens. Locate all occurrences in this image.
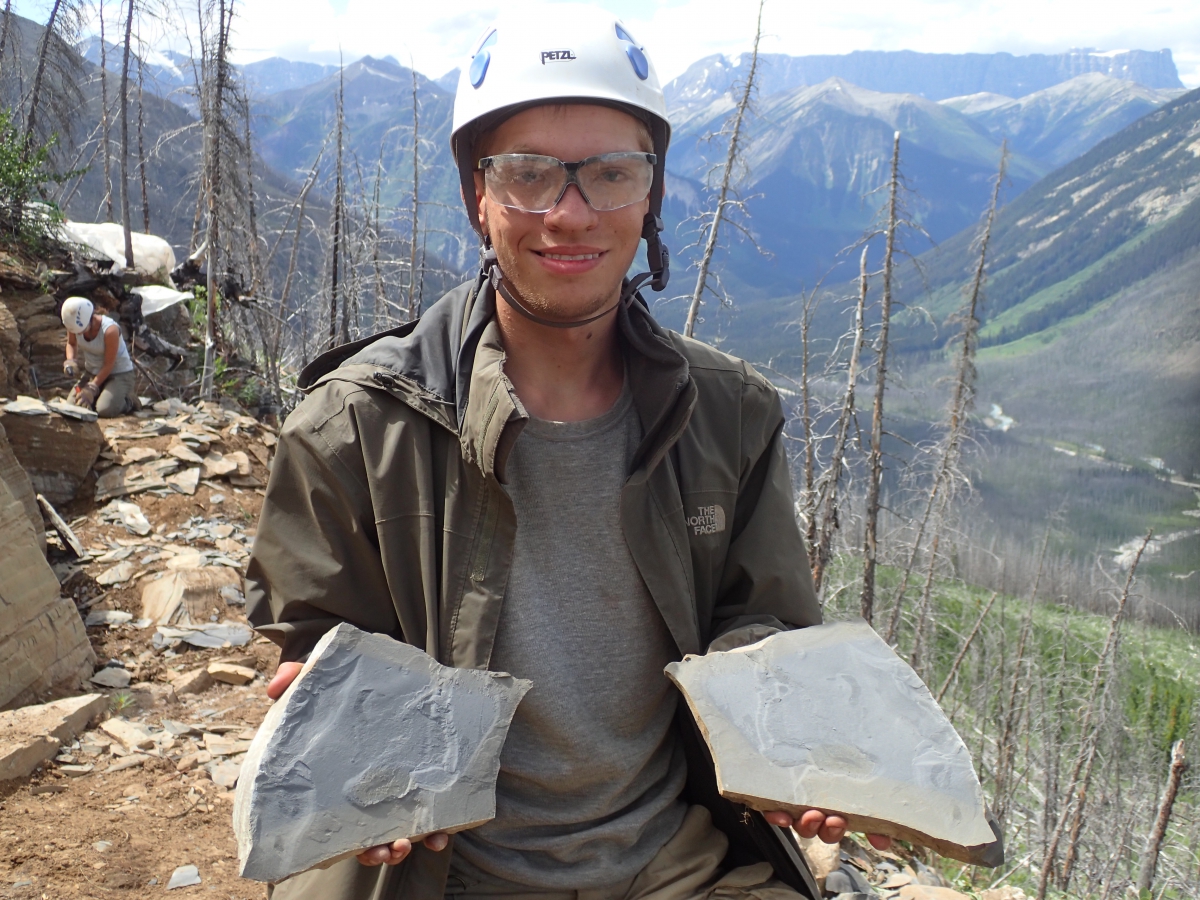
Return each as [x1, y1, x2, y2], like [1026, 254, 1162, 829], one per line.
[481, 152, 654, 213]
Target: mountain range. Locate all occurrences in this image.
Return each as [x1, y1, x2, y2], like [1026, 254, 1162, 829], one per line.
[663, 48, 1184, 110]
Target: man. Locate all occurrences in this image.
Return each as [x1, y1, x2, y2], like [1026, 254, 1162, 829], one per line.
[60, 296, 138, 417]
[247, 9, 888, 899]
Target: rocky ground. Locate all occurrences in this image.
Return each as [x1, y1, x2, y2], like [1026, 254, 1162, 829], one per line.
[0, 398, 1029, 900]
[1, 399, 278, 898]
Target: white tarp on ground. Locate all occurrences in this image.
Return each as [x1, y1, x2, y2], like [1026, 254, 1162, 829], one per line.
[132, 284, 193, 316]
[60, 221, 177, 284]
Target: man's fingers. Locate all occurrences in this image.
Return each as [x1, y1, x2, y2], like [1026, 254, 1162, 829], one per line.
[266, 662, 304, 701]
[817, 815, 847, 844]
[796, 809, 826, 839]
[867, 833, 893, 851]
[356, 839, 412, 866]
[762, 811, 794, 829]
[423, 832, 449, 852]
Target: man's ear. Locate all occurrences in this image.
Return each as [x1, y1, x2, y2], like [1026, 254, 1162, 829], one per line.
[472, 170, 489, 239]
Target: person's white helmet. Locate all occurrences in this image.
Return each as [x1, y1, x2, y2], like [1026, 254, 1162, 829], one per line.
[451, 3, 671, 291]
[60, 297, 94, 334]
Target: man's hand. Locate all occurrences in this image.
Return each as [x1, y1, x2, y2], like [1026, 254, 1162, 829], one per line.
[763, 810, 892, 851]
[265, 661, 451, 866]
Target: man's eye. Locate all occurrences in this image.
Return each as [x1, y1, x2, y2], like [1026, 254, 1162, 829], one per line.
[508, 167, 547, 184]
[596, 167, 630, 183]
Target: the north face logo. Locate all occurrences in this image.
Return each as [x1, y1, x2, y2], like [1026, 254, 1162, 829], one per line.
[687, 505, 726, 535]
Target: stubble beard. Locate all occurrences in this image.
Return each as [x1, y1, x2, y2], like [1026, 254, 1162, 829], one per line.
[496, 242, 621, 322]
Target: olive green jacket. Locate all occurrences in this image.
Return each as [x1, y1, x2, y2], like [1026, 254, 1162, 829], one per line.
[246, 275, 820, 899]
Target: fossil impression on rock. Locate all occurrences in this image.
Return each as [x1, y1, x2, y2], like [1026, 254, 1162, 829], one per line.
[665, 620, 1003, 866]
[234, 624, 531, 883]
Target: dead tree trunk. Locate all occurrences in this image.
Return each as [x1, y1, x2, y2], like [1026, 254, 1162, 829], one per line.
[883, 144, 1007, 642]
[860, 130, 901, 625]
[118, 0, 135, 269]
[684, 0, 763, 339]
[200, 0, 232, 399]
[371, 148, 386, 328]
[935, 591, 996, 703]
[406, 62, 420, 321]
[1136, 739, 1187, 892]
[136, 32, 149, 233]
[329, 61, 344, 349]
[99, 1, 113, 221]
[22, 0, 64, 155]
[811, 247, 868, 593]
[0, 1, 13, 67]
[1037, 531, 1152, 900]
[242, 94, 260, 295]
[799, 288, 818, 561]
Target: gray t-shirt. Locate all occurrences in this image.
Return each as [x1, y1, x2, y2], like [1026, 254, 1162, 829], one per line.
[451, 381, 687, 890]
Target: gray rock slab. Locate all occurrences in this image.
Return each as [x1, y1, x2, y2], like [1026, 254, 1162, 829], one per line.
[166, 864, 201, 889]
[665, 620, 1002, 867]
[233, 623, 531, 884]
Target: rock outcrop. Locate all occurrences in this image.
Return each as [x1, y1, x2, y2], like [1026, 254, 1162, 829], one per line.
[0, 469, 94, 710]
[1, 406, 104, 506]
[0, 416, 45, 550]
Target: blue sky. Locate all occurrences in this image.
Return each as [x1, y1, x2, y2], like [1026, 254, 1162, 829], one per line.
[13, 0, 1200, 88]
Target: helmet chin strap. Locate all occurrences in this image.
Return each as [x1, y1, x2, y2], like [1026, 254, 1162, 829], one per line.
[482, 213, 669, 329]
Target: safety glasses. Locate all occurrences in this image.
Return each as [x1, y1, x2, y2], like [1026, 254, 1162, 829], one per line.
[477, 152, 656, 214]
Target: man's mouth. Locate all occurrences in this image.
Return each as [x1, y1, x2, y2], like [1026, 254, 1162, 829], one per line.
[537, 251, 602, 261]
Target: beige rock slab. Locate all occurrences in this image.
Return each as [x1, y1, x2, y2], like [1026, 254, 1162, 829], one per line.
[141, 568, 244, 625]
[170, 666, 215, 697]
[899, 887, 972, 900]
[100, 718, 156, 751]
[979, 888, 1028, 900]
[207, 663, 255, 685]
[796, 835, 841, 891]
[0, 694, 109, 780]
[201, 452, 238, 478]
[167, 442, 204, 465]
[0, 475, 94, 709]
[665, 621, 1002, 867]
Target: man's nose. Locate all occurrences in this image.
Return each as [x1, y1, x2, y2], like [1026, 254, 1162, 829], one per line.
[544, 183, 597, 229]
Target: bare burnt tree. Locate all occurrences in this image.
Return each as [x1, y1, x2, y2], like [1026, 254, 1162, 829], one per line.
[883, 143, 1009, 643]
[329, 57, 345, 349]
[198, 0, 234, 398]
[19, 0, 84, 161]
[406, 59, 420, 321]
[117, 0, 136, 268]
[859, 130, 902, 625]
[682, 0, 764, 339]
[99, 0, 113, 221]
[136, 23, 149, 232]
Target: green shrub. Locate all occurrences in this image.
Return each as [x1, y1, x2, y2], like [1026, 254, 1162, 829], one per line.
[0, 109, 71, 251]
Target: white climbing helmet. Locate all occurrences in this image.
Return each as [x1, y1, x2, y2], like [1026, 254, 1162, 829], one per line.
[60, 297, 94, 334]
[450, 3, 672, 290]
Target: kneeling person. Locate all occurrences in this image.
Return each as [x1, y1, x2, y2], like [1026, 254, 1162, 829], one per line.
[60, 296, 137, 417]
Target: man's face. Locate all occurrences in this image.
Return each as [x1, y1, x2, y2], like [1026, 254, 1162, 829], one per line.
[474, 104, 651, 322]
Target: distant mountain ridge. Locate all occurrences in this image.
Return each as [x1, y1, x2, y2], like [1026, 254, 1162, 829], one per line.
[942, 74, 1186, 167]
[665, 48, 1184, 111]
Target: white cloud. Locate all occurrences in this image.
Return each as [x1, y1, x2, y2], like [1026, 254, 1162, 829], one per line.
[16, 0, 1197, 88]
